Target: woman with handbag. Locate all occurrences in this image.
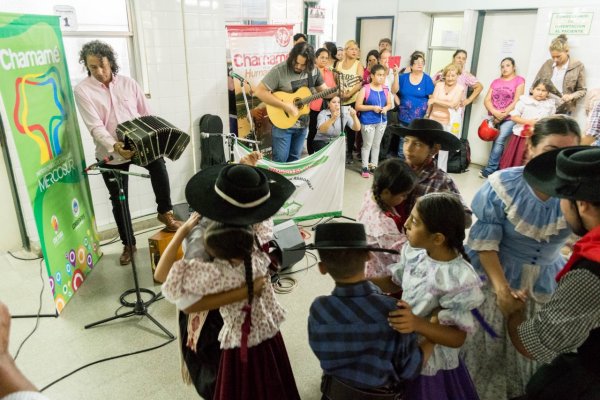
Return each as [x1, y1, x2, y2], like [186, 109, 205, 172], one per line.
[479, 58, 525, 179]
[426, 63, 465, 172]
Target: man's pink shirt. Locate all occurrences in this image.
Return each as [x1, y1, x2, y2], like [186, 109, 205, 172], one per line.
[74, 74, 151, 163]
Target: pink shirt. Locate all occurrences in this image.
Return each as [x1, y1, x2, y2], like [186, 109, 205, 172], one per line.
[430, 82, 465, 125]
[357, 190, 405, 278]
[457, 71, 479, 100]
[74, 75, 151, 164]
[310, 68, 336, 111]
[489, 76, 525, 111]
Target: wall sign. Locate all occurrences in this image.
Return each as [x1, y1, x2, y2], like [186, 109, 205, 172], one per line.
[549, 12, 593, 35]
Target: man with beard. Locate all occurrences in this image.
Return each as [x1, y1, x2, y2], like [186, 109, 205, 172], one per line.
[497, 146, 600, 400]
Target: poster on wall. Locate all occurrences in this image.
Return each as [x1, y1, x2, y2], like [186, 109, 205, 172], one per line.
[226, 24, 293, 158]
[0, 13, 102, 313]
[307, 7, 326, 35]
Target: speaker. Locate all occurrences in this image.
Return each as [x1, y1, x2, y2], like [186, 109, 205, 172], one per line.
[270, 219, 305, 271]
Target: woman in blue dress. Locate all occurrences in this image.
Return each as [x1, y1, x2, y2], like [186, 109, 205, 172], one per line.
[462, 115, 581, 400]
[392, 51, 434, 158]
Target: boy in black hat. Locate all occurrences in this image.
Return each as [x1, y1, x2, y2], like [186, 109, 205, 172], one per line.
[389, 118, 472, 227]
[497, 146, 600, 400]
[307, 223, 430, 399]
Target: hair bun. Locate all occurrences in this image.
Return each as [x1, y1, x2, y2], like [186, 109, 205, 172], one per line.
[557, 34, 568, 42]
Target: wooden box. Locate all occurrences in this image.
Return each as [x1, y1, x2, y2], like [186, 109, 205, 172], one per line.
[148, 230, 183, 282]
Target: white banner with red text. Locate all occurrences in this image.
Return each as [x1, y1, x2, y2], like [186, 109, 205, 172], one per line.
[226, 24, 294, 157]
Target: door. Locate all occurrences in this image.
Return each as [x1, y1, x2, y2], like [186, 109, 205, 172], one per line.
[357, 17, 393, 54]
[468, 10, 537, 166]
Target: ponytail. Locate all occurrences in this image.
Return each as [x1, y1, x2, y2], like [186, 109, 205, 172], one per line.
[244, 252, 254, 305]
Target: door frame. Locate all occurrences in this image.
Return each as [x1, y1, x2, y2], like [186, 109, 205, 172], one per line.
[355, 16, 394, 49]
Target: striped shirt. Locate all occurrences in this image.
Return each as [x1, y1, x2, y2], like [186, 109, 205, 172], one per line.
[308, 281, 422, 390]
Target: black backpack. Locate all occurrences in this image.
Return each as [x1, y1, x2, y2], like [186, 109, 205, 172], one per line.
[447, 138, 471, 173]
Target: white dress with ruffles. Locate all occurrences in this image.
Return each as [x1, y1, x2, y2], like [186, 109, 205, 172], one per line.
[389, 244, 484, 376]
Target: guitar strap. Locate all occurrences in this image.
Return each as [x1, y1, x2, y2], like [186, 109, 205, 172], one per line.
[307, 67, 315, 92]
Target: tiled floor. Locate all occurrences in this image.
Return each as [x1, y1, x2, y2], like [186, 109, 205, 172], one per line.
[1, 162, 486, 400]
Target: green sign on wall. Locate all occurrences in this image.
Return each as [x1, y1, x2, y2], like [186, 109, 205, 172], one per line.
[0, 13, 102, 313]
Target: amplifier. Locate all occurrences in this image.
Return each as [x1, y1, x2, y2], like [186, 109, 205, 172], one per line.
[148, 230, 183, 282]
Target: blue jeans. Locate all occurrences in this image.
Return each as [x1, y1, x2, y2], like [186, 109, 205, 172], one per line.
[271, 126, 307, 162]
[482, 120, 515, 176]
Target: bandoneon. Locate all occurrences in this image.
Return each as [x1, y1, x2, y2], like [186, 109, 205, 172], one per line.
[116, 116, 190, 167]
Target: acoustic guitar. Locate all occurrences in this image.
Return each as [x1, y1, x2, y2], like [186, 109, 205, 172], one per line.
[266, 76, 361, 129]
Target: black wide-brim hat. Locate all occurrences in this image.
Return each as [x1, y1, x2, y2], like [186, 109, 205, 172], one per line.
[524, 146, 600, 202]
[293, 223, 398, 253]
[185, 163, 295, 226]
[389, 118, 461, 151]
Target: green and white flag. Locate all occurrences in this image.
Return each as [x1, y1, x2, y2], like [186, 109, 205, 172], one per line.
[234, 136, 345, 221]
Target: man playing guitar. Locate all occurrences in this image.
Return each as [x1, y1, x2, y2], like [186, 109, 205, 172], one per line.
[255, 42, 330, 162]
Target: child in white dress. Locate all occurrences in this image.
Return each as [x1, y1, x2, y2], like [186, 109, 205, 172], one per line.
[372, 192, 484, 400]
[499, 78, 557, 169]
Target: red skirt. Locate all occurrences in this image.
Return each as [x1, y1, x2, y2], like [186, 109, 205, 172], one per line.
[499, 134, 528, 169]
[214, 331, 300, 400]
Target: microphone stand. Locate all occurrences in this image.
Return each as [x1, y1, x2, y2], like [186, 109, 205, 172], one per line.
[238, 79, 256, 140]
[83, 166, 174, 339]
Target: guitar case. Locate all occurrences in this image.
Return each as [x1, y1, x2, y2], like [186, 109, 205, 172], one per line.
[199, 114, 226, 169]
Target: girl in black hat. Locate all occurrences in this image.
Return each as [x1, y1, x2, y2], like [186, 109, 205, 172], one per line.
[154, 153, 297, 399]
[161, 219, 300, 400]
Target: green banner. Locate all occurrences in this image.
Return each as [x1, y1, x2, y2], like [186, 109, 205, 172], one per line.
[0, 13, 102, 313]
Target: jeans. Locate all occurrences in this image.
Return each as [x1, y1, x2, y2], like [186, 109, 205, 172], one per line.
[100, 157, 172, 245]
[361, 122, 386, 169]
[271, 126, 307, 162]
[482, 120, 516, 177]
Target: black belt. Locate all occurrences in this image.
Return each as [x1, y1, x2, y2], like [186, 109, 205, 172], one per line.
[321, 375, 404, 400]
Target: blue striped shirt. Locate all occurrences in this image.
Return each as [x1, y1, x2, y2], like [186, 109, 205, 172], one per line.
[308, 281, 422, 390]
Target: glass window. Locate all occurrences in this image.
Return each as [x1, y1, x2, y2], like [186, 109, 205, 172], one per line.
[429, 49, 456, 78]
[427, 14, 463, 75]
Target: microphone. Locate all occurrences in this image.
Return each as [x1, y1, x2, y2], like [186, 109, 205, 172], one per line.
[229, 71, 245, 83]
[84, 155, 114, 172]
[200, 132, 233, 139]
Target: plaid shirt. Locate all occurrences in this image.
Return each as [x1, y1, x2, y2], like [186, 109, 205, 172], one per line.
[519, 261, 600, 365]
[586, 101, 600, 142]
[308, 281, 422, 390]
[395, 160, 471, 224]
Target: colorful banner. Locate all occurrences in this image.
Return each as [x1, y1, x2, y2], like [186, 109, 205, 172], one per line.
[226, 24, 294, 157]
[0, 13, 102, 313]
[234, 136, 345, 221]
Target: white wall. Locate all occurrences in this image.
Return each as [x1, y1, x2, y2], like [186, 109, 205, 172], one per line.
[339, 0, 600, 165]
[0, 0, 229, 252]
